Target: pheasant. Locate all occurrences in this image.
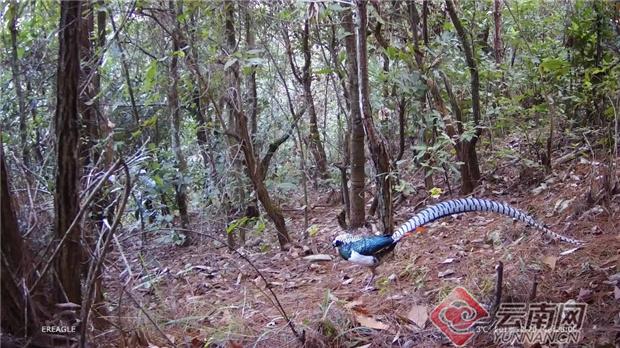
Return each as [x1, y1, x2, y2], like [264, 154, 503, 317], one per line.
[332, 197, 582, 287]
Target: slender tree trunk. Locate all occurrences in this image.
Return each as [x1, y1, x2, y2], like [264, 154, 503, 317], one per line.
[9, 0, 29, 167]
[284, 19, 328, 178]
[446, 0, 482, 189]
[185, 13, 215, 175]
[79, 1, 97, 169]
[356, 1, 393, 233]
[26, 81, 44, 163]
[342, 7, 365, 229]
[169, 1, 190, 233]
[109, 14, 140, 126]
[301, 19, 328, 178]
[245, 9, 258, 141]
[224, 1, 291, 250]
[78, 0, 110, 329]
[407, 1, 435, 187]
[397, 98, 407, 162]
[422, 0, 430, 45]
[493, 0, 503, 64]
[440, 73, 473, 193]
[192, 86, 212, 170]
[54, 0, 82, 304]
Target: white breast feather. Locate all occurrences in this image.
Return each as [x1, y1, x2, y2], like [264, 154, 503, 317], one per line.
[349, 251, 377, 266]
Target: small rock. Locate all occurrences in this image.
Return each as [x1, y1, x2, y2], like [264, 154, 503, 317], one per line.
[308, 263, 321, 270]
[531, 183, 548, 195]
[302, 245, 313, 255]
[438, 269, 455, 278]
[388, 273, 398, 282]
[439, 258, 455, 264]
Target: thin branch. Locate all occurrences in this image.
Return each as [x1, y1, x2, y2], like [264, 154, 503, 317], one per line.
[80, 161, 131, 348]
[29, 159, 121, 293]
[259, 106, 307, 179]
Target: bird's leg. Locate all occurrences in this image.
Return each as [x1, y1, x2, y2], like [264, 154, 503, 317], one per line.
[364, 267, 377, 290]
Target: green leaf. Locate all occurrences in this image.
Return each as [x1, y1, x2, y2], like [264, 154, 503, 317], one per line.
[143, 61, 158, 91]
[315, 67, 335, 75]
[307, 224, 319, 238]
[539, 58, 569, 76]
[429, 187, 443, 199]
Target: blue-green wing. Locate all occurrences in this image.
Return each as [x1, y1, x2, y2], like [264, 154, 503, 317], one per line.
[350, 236, 395, 257]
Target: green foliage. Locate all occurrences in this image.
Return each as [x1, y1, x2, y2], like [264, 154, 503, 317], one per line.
[306, 224, 319, 238]
[429, 187, 443, 199]
[226, 215, 267, 237]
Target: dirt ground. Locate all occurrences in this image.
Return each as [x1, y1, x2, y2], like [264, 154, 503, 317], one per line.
[99, 152, 619, 347]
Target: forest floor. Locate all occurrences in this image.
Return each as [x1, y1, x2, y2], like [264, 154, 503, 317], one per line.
[100, 142, 620, 348]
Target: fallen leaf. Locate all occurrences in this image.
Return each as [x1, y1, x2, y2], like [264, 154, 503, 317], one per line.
[438, 269, 455, 278]
[560, 247, 581, 256]
[614, 286, 620, 301]
[342, 278, 354, 285]
[542, 256, 557, 270]
[440, 258, 455, 264]
[355, 314, 389, 330]
[407, 305, 428, 328]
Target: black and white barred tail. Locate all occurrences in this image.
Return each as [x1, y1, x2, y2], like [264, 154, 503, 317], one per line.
[391, 198, 582, 245]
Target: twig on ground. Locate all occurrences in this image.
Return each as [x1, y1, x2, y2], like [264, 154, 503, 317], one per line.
[122, 286, 176, 347]
[529, 274, 538, 301]
[150, 227, 306, 345]
[489, 261, 503, 321]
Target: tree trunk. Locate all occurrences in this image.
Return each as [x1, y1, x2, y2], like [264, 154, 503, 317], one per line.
[224, 1, 291, 250]
[192, 86, 212, 170]
[78, 0, 110, 329]
[245, 9, 258, 141]
[284, 19, 329, 178]
[422, 0, 430, 45]
[109, 15, 140, 126]
[8, 0, 29, 167]
[493, 0, 503, 64]
[1, 142, 38, 336]
[169, 1, 190, 233]
[54, 0, 82, 304]
[185, 13, 216, 175]
[445, 0, 482, 189]
[440, 71, 478, 194]
[356, 0, 393, 233]
[79, 1, 97, 169]
[301, 19, 329, 178]
[342, 7, 365, 229]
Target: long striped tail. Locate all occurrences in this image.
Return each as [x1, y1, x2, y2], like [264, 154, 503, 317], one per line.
[391, 198, 582, 245]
